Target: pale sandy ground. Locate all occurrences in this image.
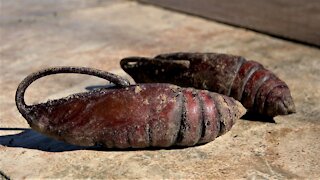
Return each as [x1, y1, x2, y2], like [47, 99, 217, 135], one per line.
[0, 0, 319, 179]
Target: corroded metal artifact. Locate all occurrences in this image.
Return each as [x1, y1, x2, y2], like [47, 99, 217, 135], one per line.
[15, 67, 246, 149]
[121, 52, 296, 117]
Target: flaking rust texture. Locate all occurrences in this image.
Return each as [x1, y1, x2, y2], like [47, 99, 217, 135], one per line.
[1, 0, 320, 179]
[15, 67, 245, 148]
[121, 52, 295, 117]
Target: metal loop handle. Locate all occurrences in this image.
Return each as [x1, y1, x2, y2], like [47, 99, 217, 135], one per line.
[15, 66, 130, 118]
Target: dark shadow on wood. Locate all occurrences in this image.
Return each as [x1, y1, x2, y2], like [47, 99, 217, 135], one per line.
[0, 128, 88, 152]
[0, 128, 207, 152]
[241, 112, 276, 123]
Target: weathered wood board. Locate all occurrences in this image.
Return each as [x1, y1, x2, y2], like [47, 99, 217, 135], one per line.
[139, 0, 320, 46]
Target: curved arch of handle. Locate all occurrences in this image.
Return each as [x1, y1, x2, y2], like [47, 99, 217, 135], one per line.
[15, 66, 130, 118]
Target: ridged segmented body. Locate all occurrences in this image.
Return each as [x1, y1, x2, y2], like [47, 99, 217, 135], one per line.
[121, 52, 296, 117]
[16, 67, 246, 149]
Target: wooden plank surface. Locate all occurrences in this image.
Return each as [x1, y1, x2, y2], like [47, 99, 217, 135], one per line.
[139, 0, 320, 47]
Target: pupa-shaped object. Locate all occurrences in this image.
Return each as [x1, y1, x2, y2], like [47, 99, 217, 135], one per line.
[15, 66, 246, 149]
[121, 52, 296, 117]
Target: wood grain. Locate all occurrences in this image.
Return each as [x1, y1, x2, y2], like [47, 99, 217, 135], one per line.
[139, 0, 320, 47]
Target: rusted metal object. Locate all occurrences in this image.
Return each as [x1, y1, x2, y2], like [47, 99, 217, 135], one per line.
[121, 52, 296, 117]
[15, 67, 246, 149]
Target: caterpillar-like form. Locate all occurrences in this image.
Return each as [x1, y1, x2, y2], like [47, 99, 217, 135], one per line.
[121, 52, 295, 117]
[15, 67, 245, 149]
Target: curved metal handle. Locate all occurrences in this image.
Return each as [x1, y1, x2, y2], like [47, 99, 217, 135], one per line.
[15, 66, 130, 119]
